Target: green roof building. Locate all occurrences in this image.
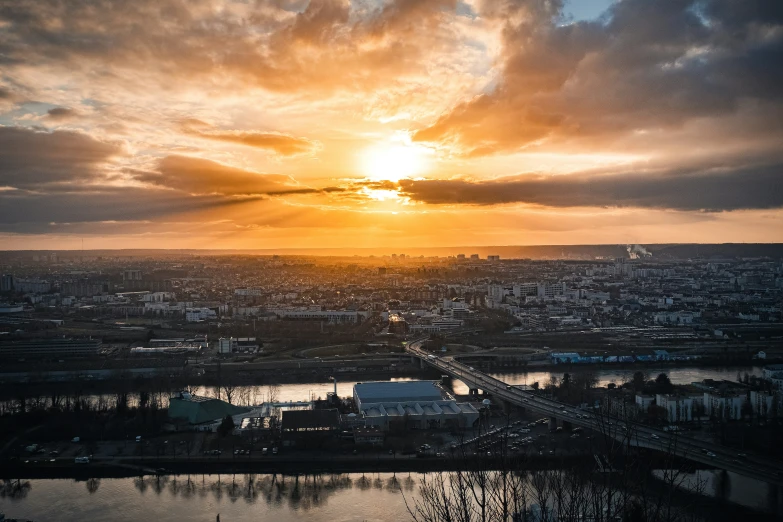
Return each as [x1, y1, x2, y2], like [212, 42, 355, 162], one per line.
[168, 392, 250, 425]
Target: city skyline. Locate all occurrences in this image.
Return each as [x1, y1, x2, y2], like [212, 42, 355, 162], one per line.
[1, 0, 782, 249]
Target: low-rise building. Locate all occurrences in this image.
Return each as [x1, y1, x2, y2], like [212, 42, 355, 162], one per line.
[168, 392, 250, 430]
[353, 381, 479, 431]
[354, 426, 384, 446]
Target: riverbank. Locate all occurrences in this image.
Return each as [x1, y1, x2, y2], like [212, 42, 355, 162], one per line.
[3, 449, 714, 480]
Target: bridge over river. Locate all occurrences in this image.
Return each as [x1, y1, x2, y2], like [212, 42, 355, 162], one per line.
[406, 339, 783, 487]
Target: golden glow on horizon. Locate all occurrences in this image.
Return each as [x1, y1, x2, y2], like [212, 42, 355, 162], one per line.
[360, 142, 430, 182]
[362, 187, 401, 201]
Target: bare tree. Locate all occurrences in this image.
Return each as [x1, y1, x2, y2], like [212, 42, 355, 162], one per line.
[404, 406, 708, 522]
[221, 384, 237, 405]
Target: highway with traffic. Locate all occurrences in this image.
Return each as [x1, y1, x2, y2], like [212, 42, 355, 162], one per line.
[406, 339, 783, 486]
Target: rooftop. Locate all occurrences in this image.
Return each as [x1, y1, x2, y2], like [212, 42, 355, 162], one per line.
[354, 380, 444, 404]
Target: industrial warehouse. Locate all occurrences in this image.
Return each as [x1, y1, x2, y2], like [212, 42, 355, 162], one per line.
[353, 381, 480, 431]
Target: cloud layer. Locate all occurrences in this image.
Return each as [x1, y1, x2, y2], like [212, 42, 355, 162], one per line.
[0, 0, 781, 247]
[399, 157, 783, 211]
[414, 0, 783, 156]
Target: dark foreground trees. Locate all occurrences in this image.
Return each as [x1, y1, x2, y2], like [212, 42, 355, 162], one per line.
[404, 412, 707, 522]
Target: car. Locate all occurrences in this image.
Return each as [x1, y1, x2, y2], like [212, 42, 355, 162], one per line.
[272, 447, 278, 455]
[706, 452, 717, 458]
[651, 434, 660, 440]
[262, 448, 268, 455]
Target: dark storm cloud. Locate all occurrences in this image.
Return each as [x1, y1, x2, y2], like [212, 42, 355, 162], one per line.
[0, 126, 120, 187]
[399, 159, 783, 211]
[414, 0, 783, 155]
[135, 155, 335, 196]
[46, 107, 76, 120]
[0, 187, 264, 234]
[0, 127, 341, 233]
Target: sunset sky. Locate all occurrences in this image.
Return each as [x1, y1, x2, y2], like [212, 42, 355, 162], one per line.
[1, 0, 781, 250]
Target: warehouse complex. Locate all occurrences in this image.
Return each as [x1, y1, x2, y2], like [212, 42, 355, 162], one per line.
[353, 381, 480, 431]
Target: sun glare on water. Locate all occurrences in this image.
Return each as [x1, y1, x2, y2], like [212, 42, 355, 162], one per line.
[361, 142, 430, 183]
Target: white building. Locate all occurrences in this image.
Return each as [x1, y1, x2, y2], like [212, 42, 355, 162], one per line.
[703, 392, 744, 420]
[513, 283, 539, 298]
[218, 337, 260, 354]
[635, 395, 654, 412]
[655, 394, 694, 423]
[142, 292, 175, 302]
[185, 307, 217, 322]
[537, 282, 567, 299]
[353, 381, 479, 431]
[749, 390, 778, 419]
[654, 311, 696, 325]
[274, 309, 369, 324]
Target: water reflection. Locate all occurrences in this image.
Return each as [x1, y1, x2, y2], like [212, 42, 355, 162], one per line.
[0, 479, 31, 499]
[2, 471, 779, 522]
[129, 473, 374, 511]
[86, 477, 100, 494]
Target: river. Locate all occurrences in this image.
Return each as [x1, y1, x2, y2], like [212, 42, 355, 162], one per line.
[188, 365, 764, 405]
[0, 473, 416, 522]
[1, 469, 777, 521]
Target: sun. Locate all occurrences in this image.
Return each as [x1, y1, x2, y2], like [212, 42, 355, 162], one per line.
[360, 142, 430, 182]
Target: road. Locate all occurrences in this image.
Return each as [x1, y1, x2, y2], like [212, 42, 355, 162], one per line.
[406, 339, 783, 487]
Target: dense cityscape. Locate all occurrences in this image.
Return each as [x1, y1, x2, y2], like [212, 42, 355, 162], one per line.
[2, 0, 782, 519]
[1, 246, 783, 520]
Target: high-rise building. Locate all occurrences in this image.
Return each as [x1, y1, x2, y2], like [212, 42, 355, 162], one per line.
[123, 270, 143, 281]
[0, 274, 13, 292]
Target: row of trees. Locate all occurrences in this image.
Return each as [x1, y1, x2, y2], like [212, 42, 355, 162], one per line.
[404, 410, 712, 522]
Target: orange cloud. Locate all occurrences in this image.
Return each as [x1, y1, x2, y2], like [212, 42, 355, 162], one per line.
[183, 126, 317, 156]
